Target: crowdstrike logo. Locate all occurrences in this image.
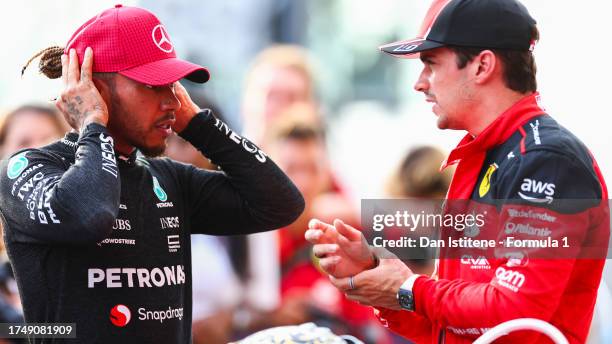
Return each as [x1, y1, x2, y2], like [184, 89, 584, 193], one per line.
[152, 24, 174, 53]
[7, 152, 29, 179]
[110, 304, 131, 327]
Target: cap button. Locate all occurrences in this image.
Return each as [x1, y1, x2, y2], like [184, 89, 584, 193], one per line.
[115, 4, 123, 8]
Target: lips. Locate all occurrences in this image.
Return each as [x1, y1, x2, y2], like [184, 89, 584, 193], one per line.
[154, 117, 175, 138]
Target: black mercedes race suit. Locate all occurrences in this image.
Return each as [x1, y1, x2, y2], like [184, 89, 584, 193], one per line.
[0, 110, 304, 343]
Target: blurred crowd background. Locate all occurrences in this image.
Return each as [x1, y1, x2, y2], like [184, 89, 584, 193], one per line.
[1, 1, 611, 343]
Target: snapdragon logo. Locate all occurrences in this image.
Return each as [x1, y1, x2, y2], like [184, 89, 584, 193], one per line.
[152, 177, 167, 202]
[110, 304, 131, 327]
[7, 152, 28, 179]
[138, 306, 183, 323]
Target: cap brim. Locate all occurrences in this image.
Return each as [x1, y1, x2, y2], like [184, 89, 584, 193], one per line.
[379, 38, 445, 59]
[119, 57, 210, 86]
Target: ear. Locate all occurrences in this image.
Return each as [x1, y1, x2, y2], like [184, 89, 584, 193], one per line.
[473, 50, 498, 85]
[92, 77, 112, 110]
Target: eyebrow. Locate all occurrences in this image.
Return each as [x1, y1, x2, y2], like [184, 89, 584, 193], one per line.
[420, 54, 434, 63]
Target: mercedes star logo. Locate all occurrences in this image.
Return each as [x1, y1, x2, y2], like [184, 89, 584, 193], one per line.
[152, 24, 174, 53]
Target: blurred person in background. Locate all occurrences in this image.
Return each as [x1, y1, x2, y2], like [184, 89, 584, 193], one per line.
[237, 45, 357, 333]
[0, 104, 68, 159]
[241, 45, 317, 148]
[164, 96, 243, 344]
[383, 146, 453, 277]
[305, 0, 609, 343]
[0, 103, 67, 333]
[262, 105, 388, 344]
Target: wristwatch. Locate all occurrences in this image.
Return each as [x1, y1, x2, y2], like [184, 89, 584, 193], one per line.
[397, 274, 421, 311]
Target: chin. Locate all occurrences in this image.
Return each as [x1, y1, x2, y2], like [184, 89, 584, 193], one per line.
[139, 143, 167, 158]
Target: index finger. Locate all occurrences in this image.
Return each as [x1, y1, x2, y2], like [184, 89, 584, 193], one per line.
[80, 47, 93, 81]
[67, 49, 80, 84]
[61, 53, 68, 85]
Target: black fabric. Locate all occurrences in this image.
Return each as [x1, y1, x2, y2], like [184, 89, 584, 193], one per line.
[0, 110, 304, 343]
[381, 0, 537, 56]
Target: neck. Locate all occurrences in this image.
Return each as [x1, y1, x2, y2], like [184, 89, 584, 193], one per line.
[467, 88, 533, 137]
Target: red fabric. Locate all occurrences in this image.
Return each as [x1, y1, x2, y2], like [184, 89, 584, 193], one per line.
[64, 5, 209, 85]
[375, 93, 609, 343]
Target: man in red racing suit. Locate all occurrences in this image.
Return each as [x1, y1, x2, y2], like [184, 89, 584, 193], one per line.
[304, 0, 610, 343]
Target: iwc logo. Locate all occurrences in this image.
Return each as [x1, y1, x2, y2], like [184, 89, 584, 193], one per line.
[478, 163, 498, 198]
[152, 177, 168, 202]
[7, 152, 28, 179]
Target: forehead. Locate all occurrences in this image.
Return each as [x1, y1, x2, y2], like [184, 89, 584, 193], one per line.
[419, 47, 453, 62]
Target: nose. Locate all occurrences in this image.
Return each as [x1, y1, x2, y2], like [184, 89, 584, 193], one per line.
[414, 66, 430, 93]
[161, 86, 181, 113]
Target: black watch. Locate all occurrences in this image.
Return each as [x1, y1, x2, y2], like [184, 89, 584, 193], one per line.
[397, 275, 420, 311]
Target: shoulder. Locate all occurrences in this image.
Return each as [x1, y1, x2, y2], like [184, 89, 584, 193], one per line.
[494, 116, 603, 202]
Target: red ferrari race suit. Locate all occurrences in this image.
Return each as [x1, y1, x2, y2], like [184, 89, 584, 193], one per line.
[375, 93, 610, 343]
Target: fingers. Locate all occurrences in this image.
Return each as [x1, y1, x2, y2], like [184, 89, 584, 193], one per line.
[305, 218, 338, 244]
[308, 218, 335, 231]
[80, 47, 93, 82]
[304, 229, 323, 243]
[333, 219, 363, 241]
[61, 54, 68, 86]
[67, 49, 80, 84]
[312, 244, 338, 258]
[329, 275, 351, 291]
[318, 256, 340, 274]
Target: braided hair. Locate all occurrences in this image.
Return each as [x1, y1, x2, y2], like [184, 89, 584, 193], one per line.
[21, 46, 64, 79]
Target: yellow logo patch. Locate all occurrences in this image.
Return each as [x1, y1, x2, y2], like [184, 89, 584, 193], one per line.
[478, 163, 498, 197]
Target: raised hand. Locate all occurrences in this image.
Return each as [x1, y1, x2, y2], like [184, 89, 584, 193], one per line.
[55, 48, 108, 131]
[305, 218, 377, 278]
[172, 82, 201, 133]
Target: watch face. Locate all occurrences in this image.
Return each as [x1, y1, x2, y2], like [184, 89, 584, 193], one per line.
[398, 289, 415, 311]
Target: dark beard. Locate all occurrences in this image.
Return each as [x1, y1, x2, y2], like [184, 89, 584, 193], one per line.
[107, 89, 167, 158]
[138, 145, 166, 158]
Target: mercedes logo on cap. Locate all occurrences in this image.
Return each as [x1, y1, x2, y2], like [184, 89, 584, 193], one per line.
[152, 24, 174, 53]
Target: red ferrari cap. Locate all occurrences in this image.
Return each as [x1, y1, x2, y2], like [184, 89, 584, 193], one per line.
[64, 4, 210, 86]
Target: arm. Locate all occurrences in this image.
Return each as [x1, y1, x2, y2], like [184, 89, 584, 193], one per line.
[175, 110, 304, 235]
[0, 124, 120, 244]
[396, 150, 606, 331]
[0, 47, 119, 244]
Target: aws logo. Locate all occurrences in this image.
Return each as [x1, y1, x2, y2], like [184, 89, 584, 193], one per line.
[110, 304, 131, 327]
[518, 178, 555, 204]
[478, 163, 498, 197]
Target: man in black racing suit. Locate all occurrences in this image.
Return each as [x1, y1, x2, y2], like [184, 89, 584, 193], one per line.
[0, 5, 304, 344]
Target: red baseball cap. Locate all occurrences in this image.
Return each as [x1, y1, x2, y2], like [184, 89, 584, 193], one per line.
[64, 4, 210, 86]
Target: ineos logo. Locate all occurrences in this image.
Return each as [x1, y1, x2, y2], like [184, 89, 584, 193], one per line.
[152, 24, 174, 53]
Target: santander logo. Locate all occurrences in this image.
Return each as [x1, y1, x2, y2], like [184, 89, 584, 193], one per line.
[110, 304, 131, 327]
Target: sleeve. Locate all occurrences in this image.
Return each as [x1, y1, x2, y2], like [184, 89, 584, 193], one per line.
[374, 307, 434, 343]
[409, 150, 607, 334]
[177, 110, 305, 235]
[0, 123, 121, 244]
